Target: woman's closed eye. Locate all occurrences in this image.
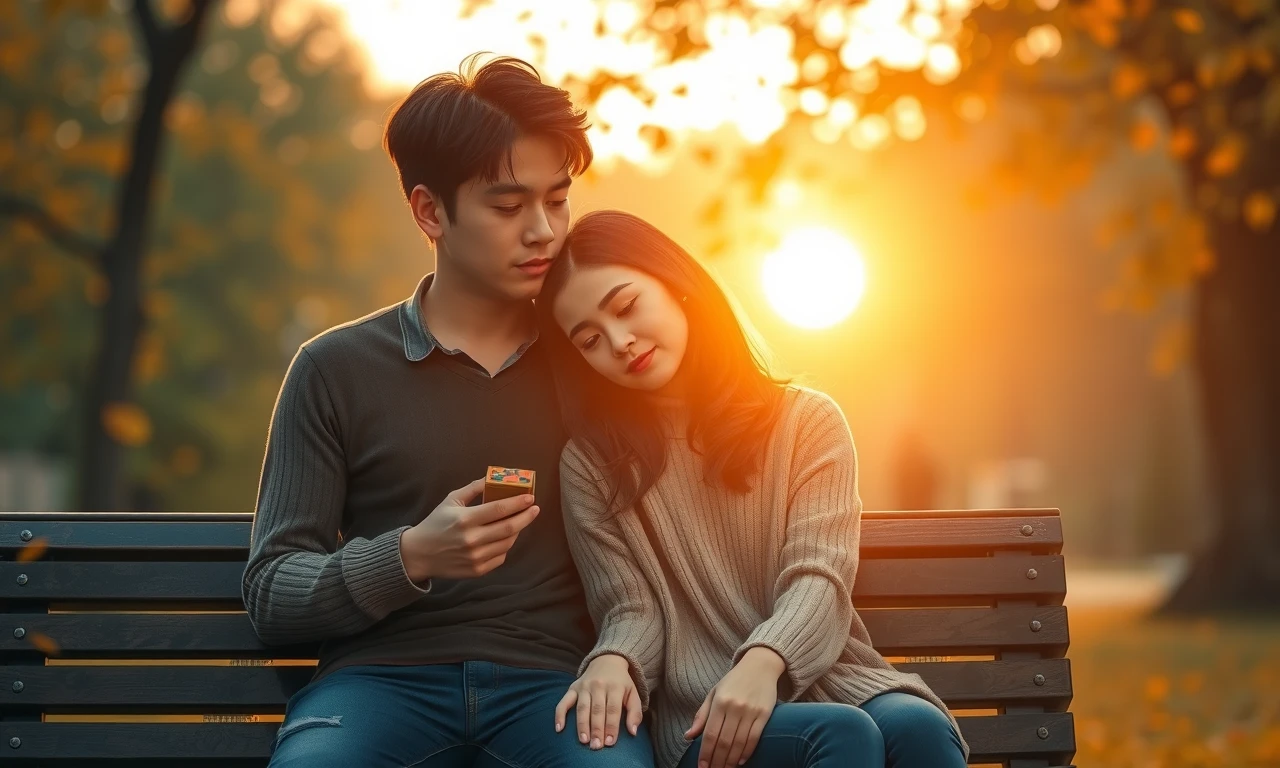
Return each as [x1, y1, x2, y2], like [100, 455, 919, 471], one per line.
[581, 334, 601, 351]
[617, 297, 637, 317]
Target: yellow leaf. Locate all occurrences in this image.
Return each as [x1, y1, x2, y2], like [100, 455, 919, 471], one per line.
[1204, 135, 1245, 177]
[1173, 9, 1204, 33]
[1243, 191, 1276, 232]
[102, 402, 152, 447]
[1111, 61, 1148, 100]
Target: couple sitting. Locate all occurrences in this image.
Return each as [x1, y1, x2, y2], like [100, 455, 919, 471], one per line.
[242, 54, 968, 768]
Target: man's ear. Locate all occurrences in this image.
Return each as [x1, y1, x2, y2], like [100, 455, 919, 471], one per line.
[409, 184, 446, 240]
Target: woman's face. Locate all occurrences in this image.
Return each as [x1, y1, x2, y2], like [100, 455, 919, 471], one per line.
[551, 262, 689, 392]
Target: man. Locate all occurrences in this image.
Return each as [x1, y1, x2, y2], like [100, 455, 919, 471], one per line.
[242, 54, 654, 768]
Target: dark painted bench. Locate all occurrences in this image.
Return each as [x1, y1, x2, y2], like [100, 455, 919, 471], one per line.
[0, 510, 1076, 767]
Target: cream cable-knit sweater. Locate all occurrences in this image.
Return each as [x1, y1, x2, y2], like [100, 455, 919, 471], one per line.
[560, 386, 968, 768]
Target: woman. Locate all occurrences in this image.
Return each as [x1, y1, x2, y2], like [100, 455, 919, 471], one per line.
[536, 210, 969, 768]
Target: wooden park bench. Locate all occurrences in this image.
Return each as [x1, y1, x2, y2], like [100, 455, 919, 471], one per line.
[1, 509, 1076, 767]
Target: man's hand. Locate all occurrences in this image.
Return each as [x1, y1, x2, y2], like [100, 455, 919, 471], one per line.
[554, 654, 644, 750]
[685, 647, 785, 768]
[399, 478, 539, 582]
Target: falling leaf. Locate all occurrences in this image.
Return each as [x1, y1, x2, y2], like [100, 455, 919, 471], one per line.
[1204, 135, 1246, 177]
[1172, 9, 1204, 33]
[1166, 81, 1197, 107]
[16, 537, 48, 563]
[1111, 61, 1148, 100]
[1243, 191, 1277, 232]
[1169, 126, 1197, 159]
[102, 402, 153, 447]
[1130, 119, 1159, 152]
[1145, 673, 1173, 701]
[26, 631, 61, 657]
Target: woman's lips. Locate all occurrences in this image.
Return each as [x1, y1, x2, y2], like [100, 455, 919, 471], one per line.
[627, 347, 655, 374]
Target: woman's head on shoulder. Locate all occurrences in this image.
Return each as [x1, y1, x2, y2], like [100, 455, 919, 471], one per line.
[535, 209, 791, 508]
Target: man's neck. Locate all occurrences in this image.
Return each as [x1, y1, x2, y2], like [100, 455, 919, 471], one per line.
[420, 268, 534, 352]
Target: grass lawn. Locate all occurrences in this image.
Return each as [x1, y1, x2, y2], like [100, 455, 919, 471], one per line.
[1068, 607, 1280, 767]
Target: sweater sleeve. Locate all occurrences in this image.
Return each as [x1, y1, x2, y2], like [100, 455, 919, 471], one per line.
[560, 443, 665, 710]
[241, 346, 431, 646]
[734, 391, 861, 700]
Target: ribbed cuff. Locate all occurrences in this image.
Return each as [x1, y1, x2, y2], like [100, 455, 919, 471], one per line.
[341, 525, 432, 621]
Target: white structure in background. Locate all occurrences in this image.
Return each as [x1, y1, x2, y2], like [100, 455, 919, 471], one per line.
[0, 453, 69, 512]
[967, 457, 1048, 510]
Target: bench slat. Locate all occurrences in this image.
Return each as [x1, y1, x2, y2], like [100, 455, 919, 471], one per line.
[0, 605, 1069, 658]
[0, 660, 1071, 712]
[0, 713, 1075, 763]
[0, 511, 1063, 557]
[0, 556, 1066, 604]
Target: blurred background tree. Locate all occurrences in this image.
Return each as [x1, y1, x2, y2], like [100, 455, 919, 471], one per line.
[0, 0, 419, 511]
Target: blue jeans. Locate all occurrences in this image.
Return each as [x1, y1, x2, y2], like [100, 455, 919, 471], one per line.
[268, 662, 655, 767]
[676, 693, 965, 768]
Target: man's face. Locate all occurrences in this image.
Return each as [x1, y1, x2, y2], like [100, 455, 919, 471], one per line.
[426, 134, 572, 302]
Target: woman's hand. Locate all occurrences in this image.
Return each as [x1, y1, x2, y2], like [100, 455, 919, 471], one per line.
[554, 654, 644, 749]
[685, 647, 786, 768]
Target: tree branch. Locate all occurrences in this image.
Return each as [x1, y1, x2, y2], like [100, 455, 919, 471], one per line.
[0, 193, 101, 260]
[132, 0, 162, 58]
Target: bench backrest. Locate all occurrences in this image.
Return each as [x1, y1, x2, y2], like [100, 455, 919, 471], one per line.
[0, 510, 1075, 767]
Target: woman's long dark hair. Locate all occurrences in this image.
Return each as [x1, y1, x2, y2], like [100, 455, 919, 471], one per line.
[535, 210, 791, 514]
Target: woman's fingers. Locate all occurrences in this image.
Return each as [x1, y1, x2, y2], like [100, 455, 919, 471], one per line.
[740, 715, 768, 764]
[697, 701, 728, 768]
[553, 687, 577, 733]
[603, 684, 624, 746]
[575, 688, 593, 745]
[588, 680, 608, 748]
[685, 695, 711, 740]
[720, 714, 753, 768]
[625, 685, 644, 737]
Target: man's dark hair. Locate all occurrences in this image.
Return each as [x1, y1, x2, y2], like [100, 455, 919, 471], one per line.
[383, 53, 592, 223]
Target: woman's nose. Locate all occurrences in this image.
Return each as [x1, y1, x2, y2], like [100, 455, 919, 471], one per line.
[608, 331, 635, 356]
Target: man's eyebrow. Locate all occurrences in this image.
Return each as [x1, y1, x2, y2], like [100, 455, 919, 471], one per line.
[567, 282, 632, 339]
[483, 176, 573, 197]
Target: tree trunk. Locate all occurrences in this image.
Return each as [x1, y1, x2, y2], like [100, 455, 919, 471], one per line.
[76, 1, 212, 510]
[1161, 217, 1280, 613]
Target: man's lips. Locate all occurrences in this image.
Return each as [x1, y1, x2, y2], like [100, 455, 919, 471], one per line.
[517, 258, 551, 275]
[627, 347, 655, 374]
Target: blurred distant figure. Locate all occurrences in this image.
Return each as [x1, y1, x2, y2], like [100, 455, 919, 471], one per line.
[892, 428, 939, 510]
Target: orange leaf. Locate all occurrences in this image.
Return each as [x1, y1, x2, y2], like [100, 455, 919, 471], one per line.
[1204, 135, 1246, 177]
[101, 402, 152, 447]
[1172, 9, 1204, 33]
[1166, 81, 1197, 107]
[26, 631, 61, 657]
[16, 537, 48, 563]
[1169, 126, 1197, 159]
[1243, 191, 1277, 232]
[1130, 119, 1159, 152]
[1111, 61, 1148, 100]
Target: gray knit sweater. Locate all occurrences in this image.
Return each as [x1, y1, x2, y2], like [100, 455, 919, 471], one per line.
[560, 386, 968, 768]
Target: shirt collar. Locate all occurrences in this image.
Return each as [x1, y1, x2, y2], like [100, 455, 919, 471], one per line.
[397, 273, 540, 363]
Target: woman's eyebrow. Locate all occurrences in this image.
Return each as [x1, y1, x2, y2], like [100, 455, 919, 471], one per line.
[568, 282, 633, 338]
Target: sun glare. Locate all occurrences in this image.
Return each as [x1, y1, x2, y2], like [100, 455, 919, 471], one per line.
[761, 227, 866, 330]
